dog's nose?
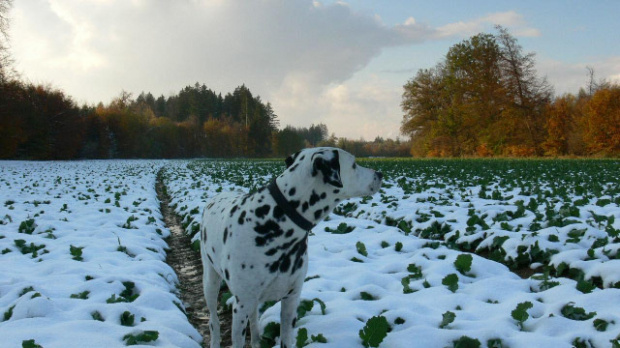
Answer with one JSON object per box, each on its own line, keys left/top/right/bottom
{"left": 376, "top": 172, "right": 383, "bottom": 180}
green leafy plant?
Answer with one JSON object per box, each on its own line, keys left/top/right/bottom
{"left": 14, "top": 239, "right": 46, "bottom": 258}
{"left": 360, "top": 292, "right": 376, "bottom": 301}
{"left": 122, "top": 331, "right": 159, "bottom": 346}
{"left": 120, "top": 311, "right": 135, "bottom": 327}
{"left": 107, "top": 281, "right": 139, "bottom": 303}
{"left": 70, "top": 291, "right": 90, "bottom": 300}
{"left": 406, "top": 263, "right": 423, "bottom": 279}
{"left": 324, "top": 223, "right": 355, "bottom": 234}
{"left": 452, "top": 336, "right": 481, "bottom": 348}
{"left": 454, "top": 254, "right": 473, "bottom": 275}
{"left": 296, "top": 328, "right": 326, "bottom": 347}
{"left": 91, "top": 311, "right": 104, "bottom": 321}
{"left": 593, "top": 318, "right": 611, "bottom": 332}
{"left": 260, "top": 322, "right": 281, "bottom": 348}
{"left": 440, "top": 311, "right": 456, "bottom": 329}
{"left": 18, "top": 218, "right": 36, "bottom": 234}
{"left": 394, "top": 242, "right": 403, "bottom": 252}
{"left": 442, "top": 273, "right": 459, "bottom": 293}
{"left": 22, "top": 339, "right": 43, "bottom": 348}
{"left": 561, "top": 302, "right": 596, "bottom": 321}
{"left": 4, "top": 305, "right": 15, "bottom": 321}
{"left": 297, "top": 298, "right": 326, "bottom": 319}
{"left": 359, "top": 315, "right": 389, "bottom": 348}
{"left": 356, "top": 241, "right": 368, "bottom": 257}
{"left": 70, "top": 245, "right": 84, "bottom": 261}
{"left": 511, "top": 301, "right": 533, "bottom": 330}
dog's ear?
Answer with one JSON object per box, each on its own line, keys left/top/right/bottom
{"left": 285, "top": 151, "right": 301, "bottom": 168}
{"left": 312, "top": 150, "right": 343, "bottom": 187}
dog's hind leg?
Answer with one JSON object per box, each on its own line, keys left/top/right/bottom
{"left": 204, "top": 264, "right": 222, "bottom": 348}
{"left": 249, "top": 305, "right": 260, "bottom": 348}
{"left": 231, "top": 296, "right": 258, "bottom": 348}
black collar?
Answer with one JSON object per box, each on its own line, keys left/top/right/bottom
{"left": 267, "top": 179, "right": 315, "bottom": 231}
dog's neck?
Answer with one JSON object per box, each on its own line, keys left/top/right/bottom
{"left": 274, "top": 175, "right": 341, "bottom": 227}
{"left": 268, "top": 179, "right": 314, "bottom": 231}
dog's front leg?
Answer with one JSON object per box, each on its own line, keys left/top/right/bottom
{"left": 279, "top": 290, "right": 301, "bottom": 348}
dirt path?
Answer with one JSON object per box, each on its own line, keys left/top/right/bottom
{"left": 156, "top": 171, "right": 233, "bottom": 347}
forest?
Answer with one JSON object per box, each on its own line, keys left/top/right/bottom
{"left": 401, "top": 26, "right": 620, "bottom": 157}
{"left": 0, "top": 80, "right": 410, "bottom": 159}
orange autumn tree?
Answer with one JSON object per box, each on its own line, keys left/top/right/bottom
{"left": 582, "top": 86, "right": 620, "bottom": 156}
{"left": 401, "top": 27, "right": 552, "bottom": 157}
{"left": 542, "top": 94, "right": 576, "bottom": 156}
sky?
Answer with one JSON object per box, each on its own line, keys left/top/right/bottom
{"left": 8, "top": 0, "right": 620, "bottom": 140}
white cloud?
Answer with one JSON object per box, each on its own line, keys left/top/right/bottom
{"left": 12, "top": 0, "right": 424, "bottom": 99}
{"left": 537, "top": 56, "right": 620, "bottom": 95}
{"left": 436, "top": 11, "right": 539, "bottom": 38}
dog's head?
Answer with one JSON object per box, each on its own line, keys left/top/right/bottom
{"left": 285, "top": 147, "right": 382, "bottom": 198}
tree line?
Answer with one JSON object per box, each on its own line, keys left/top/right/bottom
{"left": 401, "top": 26, "right": 619, "bottom": 157}
{"left": 1, "top": 81, "right": 317, "bottom": 159}
{"left": 0, "top": 77, "right": 412, "bottom": 160}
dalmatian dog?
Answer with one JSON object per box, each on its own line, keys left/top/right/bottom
{"left": 200, "top": 147, "right": 382, "bottom": 348}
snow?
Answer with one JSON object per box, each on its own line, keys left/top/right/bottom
{"left": 2, "top": 159, "right": 620, "bottom": 347}
{"left": 0, "top": 161, "right": 200, "bottom": 348}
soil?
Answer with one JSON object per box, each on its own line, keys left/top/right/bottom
{"left": 156, "top": 172, "right": 234, "bottom": 348}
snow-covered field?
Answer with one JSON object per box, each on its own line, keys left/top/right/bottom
{"left": 0, "top": 161, "right": 200, "bottom": 348}
{"left": 2, "top": 158, "right": 620, "bottom": 347}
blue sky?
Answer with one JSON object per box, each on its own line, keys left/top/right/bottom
{"left": 9, "top": 0, "right": 620, "bottom": 140}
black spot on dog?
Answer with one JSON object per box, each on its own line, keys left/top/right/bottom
{"left": 224, "top": 269, "right": 230, "bottom": 281}
{"left": 302, "top": 202, "right": 309, "bottom": 212}
{"left": 289, "top": 187, "right": 296, "bottom": 196}
{"left": 238, "top": 210, "right": 246, "bottom": 225}
{"left": 255, "top": 205, "right": 271, "bottom": 219}
{"left": 285, "top": 229, "right": 294, "bottom": 238}
{"left": 229, "top": 205, "right": 238, "bottom": 217}
{"left": 266, "top": 236, "right": 307, "bottom": 274}
{"left": 265, "top": 248, "right": 278, "bottom": 256}
{"left": 292, "top": 317, "right": 297, "bottom": 327}
{"left": 314, "top": 209, "right": 323, "bottom": 219}
{"left": 223, "top": 227, "right": 228, "bottom": 244}
{"left": 254, "top": 219, "right": 285, "bottom": 246}
{"left": 309, "top": 190, "right": 321, "bottom": 206}
{"left": 320, "top": 192, "right": 327, "bottom": 199}
{"left": 207, "top": 254, "right": 214, "bottom": 264}
{"left": 285, "top": 151, "right": 301, "bottom": 168}
{"left": 333, "top": 189, "right": 340, "bottom": 194}
{"left": 312, "top": 150, "right": 343, "bottom": 187}
{"left": 241, "top": 263, "right": 246, "bottom": 269}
